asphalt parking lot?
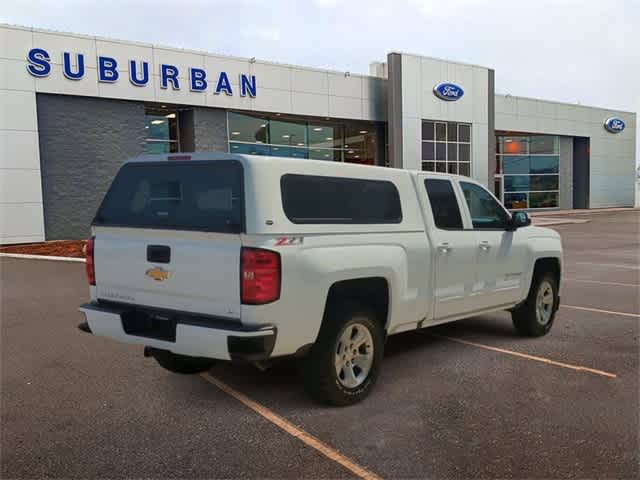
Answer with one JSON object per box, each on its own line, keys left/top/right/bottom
{"left": 2, "top": 210, "right": 638, "bottom": 479}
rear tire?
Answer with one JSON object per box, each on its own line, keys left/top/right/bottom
{"left": 303, "top": 302, "right": 384, "bottom": 406}
{"left": 511, "top": 271, "right": 559, "bottom": 337}
{"left": 150, "top": 348, "right": 215, "bottom": 374}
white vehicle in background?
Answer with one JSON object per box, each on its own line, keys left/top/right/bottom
{"left": 79, "top": 153, "right": 562, "bottom": 405}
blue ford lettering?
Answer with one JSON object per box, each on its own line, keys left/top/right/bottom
{"left": 25, "top": 47, "right": 257, "bottom": 97}
{"left": 604, "top": 117, "right": 625, "bottom": 133}
{"left": 433, "top": 82, "right": 464, "bottom": 101}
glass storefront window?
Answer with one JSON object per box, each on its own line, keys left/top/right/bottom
{"left": 145, "top": 109, "right": 179, "bottom": 153}
{"left": 228, "top": 112, "right": 268, "bottom": 143}
{"left": 447, "top": 143, "right": 457, "bottom": 162}
{"left": 270, "top": 119, "right": 307, "bottom": 146}
{"left": 496, "top": 134, "right": 560, "bottom": 209}
{"left": 529, "top": 192, "right": 559, "bottom": 208}
{"left": 422, "top": 142, "right": 435, "bottom": 161}
{"left": 308, "top": 124, "right": 343, "bottom": 149}
{"left": 309, "top": 148, "right": 341, "bottom": 161}
{"left": 498, "top": 136, "right": 528, "bottom": 155}
{"left": 502, "top": 156, "right": 530, "bottom": 175}
{"left": 229, "top": 142, "right": 270, "bottom": 156}
{"left": 530, "top": 135, "right": 559, "bottom": 154}
{"left": 530, "top": 175, "right": 559, "bottom": 191}
{"left": 504, "top": 175, "right": 529, "bottom": 192}
{"left": 530, "top": 156, "right": 559, "bottom": 174}
{"left": 504, "top": 193, "right": 528, "bottom": 209}
{"left": 227, "top": 112, "right": 380, "bottom": 165}
{"left": 344, "top": 124, "right": 376, "bottom": 165}
{"left": 422, "top": 121, "right": 435, "bottom": 141}
{"left": 458, "top": 143, "right": 470, "bottom": 162}
{"left": 421, "top": 121, "right": 472, "bottom": 176}
{"left": 458, "top": 124, "right": 471, "bottom": 143}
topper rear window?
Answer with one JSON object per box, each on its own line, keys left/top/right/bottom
{"left": 93, "top": 161, "right": 244, "bottom": 233}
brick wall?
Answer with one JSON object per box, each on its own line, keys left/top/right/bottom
{"left": 37, "top": 94, "right": 145, "bottom": 240}
{"left": 193, "top": 107, "right": 228, "bottom": 152}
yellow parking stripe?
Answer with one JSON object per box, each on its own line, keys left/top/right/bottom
{"left": 200, "top": 373, "right": 382, "bottom": 480}
{"left": 432, "top": 334, "right": 617, "bottom": 378}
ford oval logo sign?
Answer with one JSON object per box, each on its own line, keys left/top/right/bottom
{"left": 433, "top": 82, "right": 464, "bottom": 101}
{"left": 604, "top": 117, "right": 625, "bottom": 134}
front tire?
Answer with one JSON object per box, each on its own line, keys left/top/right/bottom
{"left": 303, "top": 302, "right": 384, "bottom": 406}
{"left": 150, "top": 348, "right": 215, "bottom": 374}
{"left": 512, "top": 272, "right": 559, "bottom": 337}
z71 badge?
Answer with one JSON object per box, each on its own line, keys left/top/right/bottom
{"left": 274, "top": 237, "right": 304, "bottom": 246}
{"left": 145, "top": 266, "right": 171, "bottom": 281}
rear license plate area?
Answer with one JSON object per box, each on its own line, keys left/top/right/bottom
{"left": 121, "top": 309, "right": 177, "bottom": 342}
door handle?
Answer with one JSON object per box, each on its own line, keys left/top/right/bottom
{"left": 479, "top": 241, "right": 491, "bottom": 251}
{"left": 437, "top": 242, "right": 451, "bottom": 254}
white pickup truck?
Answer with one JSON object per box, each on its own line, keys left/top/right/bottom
{"left": 79, "top": 153, "right": 562, "bottom": 405}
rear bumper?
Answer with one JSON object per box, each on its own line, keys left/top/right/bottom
{"left": 78, "top": 302, "right": 276, "bottom": 361}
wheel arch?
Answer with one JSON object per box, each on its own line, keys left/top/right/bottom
{"left": 323, "top": 276, "right": 390, "bottom": 333}
{"left": 533, "top": 256, "right": 561, "bottom": 283}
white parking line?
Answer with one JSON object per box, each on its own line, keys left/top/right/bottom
{"left": 565, "top": 277, "right": 640, "bottom": 288}
{"left": 563, "top": 304, "right": 640, "bottom": 318}
{"left": 433, "top": 334, "right": 617, "bottom": 378}
{"left": 574, "top": 261, "right": 640, "bottom": 271}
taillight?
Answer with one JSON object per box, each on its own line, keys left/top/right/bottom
{"left": 241, "top": 247, "right": 281, "bottom": 305}
{"left": 85, "top": 236, "right": 96, "bottom": 286}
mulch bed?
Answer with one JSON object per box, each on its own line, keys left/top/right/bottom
{"left": 0, "top": 240, "right": 87, "bottom": 258}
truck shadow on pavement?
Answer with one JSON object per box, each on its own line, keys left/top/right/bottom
{"left": 203, "top": 315, "right": 520, "bottom": 409}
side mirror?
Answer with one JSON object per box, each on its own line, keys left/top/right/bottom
{"left": 509, "top": 211, "right": 531, "bottom": 230}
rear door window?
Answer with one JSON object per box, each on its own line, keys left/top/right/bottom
{"left": 94, "top": 161, "right": 244, "bottom": 233}
{"left": 424, "top": 178, "right": 464, "bottom": 229}
{"left": 280, "top": 174, "right": 402, "bottom": 224}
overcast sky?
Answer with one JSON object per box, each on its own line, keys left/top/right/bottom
{"left": 3, "top": 0, "right": 638, "bottom": 165}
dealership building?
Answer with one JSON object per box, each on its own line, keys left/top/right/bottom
{"left": 0, "top": 23, "right": 636, "bottom": 243}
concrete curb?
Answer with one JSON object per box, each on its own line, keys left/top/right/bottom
{"left": 533, "top": 219, "right": 591, "bottom": 227}
{"left": 530, "top": 207, "right": 639, "bottom": 217}
{"left": 0, "top": 253, "right": 85, "bottom": 263}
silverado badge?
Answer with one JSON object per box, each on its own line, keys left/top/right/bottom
{"left": 145, "top": 266, "right": 171, "bottom": 282}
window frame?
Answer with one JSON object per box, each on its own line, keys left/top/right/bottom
{"left": 421, "top": 120, "right": 472, "bottom": 177}
{"left": 457, "top": 180, "right": 512, "bottom": 231}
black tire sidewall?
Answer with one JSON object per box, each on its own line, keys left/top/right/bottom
{"left": 305, "top": 303, "right": 384, "bottom": 406}
{"left": 514, "top": 272, "right": 558, "bottom": 337}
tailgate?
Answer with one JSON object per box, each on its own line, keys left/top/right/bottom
{"left": 91, "top": 159, "right": 245, "bottom": 318}
{"left": 94, "top": 228, "right": 241, "bottom": 318}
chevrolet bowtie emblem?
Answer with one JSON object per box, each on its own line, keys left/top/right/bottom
{"left": 145, "top": 266, "right": 171, "bottom": 282}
